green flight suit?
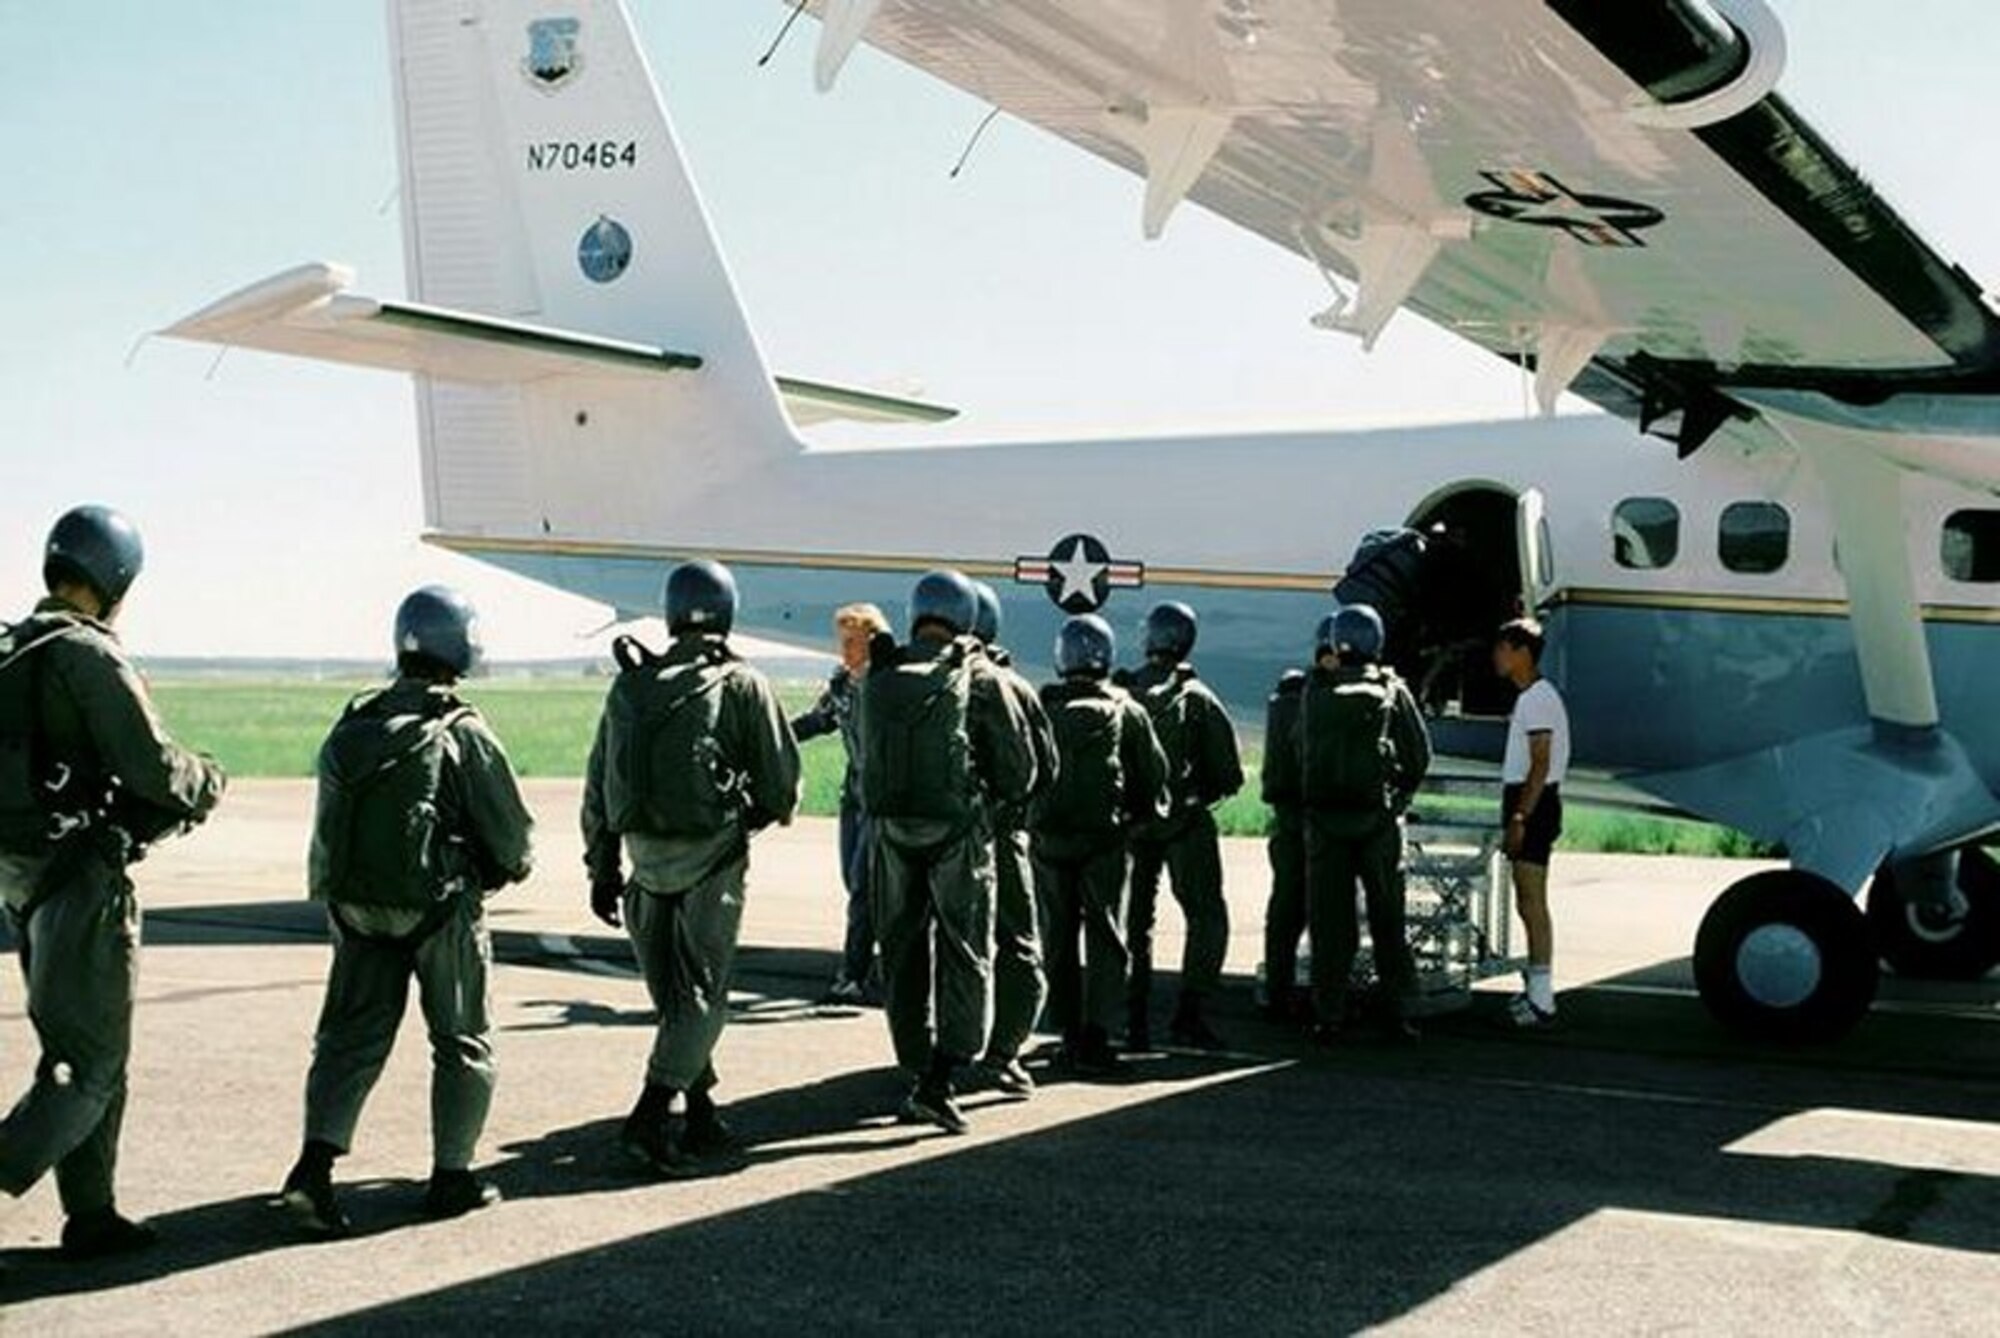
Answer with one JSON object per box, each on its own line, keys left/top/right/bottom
{"left": 1031, "top": 679, "right": 1170, "bottom": 1044}
{"left": 982, "top": 647, "right": 1059, "bottom": 1064}
{"left": 1299, "top": 664, "right": 1432, "bottom": 1023}
{"left": 301, "top": 679, "right": 533, "bottom": 1170}
{"left": 1122, "top": 661, "right": 1245, "bottom": 1017}
{"left": 0, "top": 599, "right": 225, "bottom": 1217}
{"left": 860, "top": 636, "right": 1035, "bottom": 1073}
{"left": 582, "top": 635, "right": 800, "bottom": 1094}
{"left": 1261, "top": 670, "right": 1309, "bottom": 1007}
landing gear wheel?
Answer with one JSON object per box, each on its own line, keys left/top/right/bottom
{"left": 1694, "top": 869, "right": 1877, "bottom": 1043}
{"left": 1868, "top": 849, "right": 2000, "bottom": 981}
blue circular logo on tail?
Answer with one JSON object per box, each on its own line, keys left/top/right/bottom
{"left": 578, "top": 216, "right": 632, "bottom": 284}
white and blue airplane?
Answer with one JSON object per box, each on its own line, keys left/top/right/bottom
{"left": 165, "top": 0, "right": 2000, "bottom": 1041}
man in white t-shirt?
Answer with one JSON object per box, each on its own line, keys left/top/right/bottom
{"left": 1495, "top": 619, "right": 1569, "bottom": 1028}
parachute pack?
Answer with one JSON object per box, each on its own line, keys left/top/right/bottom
{"left": 1033, "top": 680, "right": 1127, "bottom": 839}
{"left": 1297, "top": 666, "right": 1399, "bottom": 812}
{"left": 600, "top": 636, "right": 746, "bottom": 839}
{"left": 858, "top": 639, "right": 977, "bottom": 824}
{"left": 311, "top": 688, "right": 473, "bottom": 910}
{"left": 1130, "top": 666, "right": 1201, "bottom": 804}
{"left": 0, "top": 615, "right": 83, "bottom": 857}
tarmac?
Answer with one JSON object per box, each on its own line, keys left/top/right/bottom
{"left": 2, "top": 780, "right": 1997, "bottom": 1335}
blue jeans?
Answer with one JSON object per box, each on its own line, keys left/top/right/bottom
{"left": 838, "top": 796, "right": 876, "bottom": 985}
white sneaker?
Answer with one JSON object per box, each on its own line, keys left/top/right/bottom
{"left": 1506, "top": 994, "right": 1557, "bottom": 1029}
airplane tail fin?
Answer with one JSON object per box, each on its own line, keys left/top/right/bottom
{"left": 387, "top": 0, "right": 799, "bottom": 541}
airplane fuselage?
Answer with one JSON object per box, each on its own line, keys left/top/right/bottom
{"left": 436, "top": 410, "right": 2000, "bottom": 801}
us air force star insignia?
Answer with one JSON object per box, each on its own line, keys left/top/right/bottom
{"left": 523, "top": 17, "right": 583, "bottom": 93}
{"left": 1050, "top": 538, "right": 1105, "bottom": 606}
{"left": 1464, "top": 169, "right": 1664, "bottom": 248}
{"left": 1013, "top": 533, "right": 1145, "bottom": 614}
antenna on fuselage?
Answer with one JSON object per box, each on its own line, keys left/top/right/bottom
{"left": 757, "top": 0, "right": 810, "bottom": 68}
{"left": 949, "top": 107, "right": 1004, "bottom": 180}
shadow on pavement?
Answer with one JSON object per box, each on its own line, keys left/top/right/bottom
{"left": 280, "top": 1017, "right": 2000, "bottom": 1335}
{"left": 0, "top": 1179, "right": 450, "bottom": 1301}
{"left": 7, "top": 912, "right": 1998, "bottom": 1328}
{"left": 68, "top": 901, "right": 851, "bottom": 998}
{"left": 490, "top": 1066, "right": 936, "bottom": 1194}
{"left": 6, "top": 992, "right": 1997, "bottom": 1328}
{"left": 1542, "top": 961, "right": 2000, "bottom": 1080}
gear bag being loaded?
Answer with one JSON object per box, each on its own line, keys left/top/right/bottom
{"left": 600, "top": 637, "right": 745, "bottom": 839}
{"left": 1297, "top": 668, "right": 1398, "bottom": 812}
{"left": 1033, "top": 682, "right": 1126, "bottom": 839}
{"left": 858, "top": 639, "right": 978, "bottom": 825}
{"left": 311, "top": 689, "right": 475, "bottom": 910}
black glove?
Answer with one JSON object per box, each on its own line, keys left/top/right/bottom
{"left": 591, "top": 877, "right": 625, "bottom": 929}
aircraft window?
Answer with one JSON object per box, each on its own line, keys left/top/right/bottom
{"left": 1941, "top": 510, "right": 2000, "bottom": 582}
{"left": 1611, "top": 497, "right": 1680, "bottom": 570}
{"left": 1719, "top": 502, "right": 1790, "bottom": 574}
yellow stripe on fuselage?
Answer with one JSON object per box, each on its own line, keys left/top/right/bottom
{"left": 424, "top": 533, "right": 1333, "bottom": 592}
{"left": 1554, "top": 587, "right": 2000, "bottom": 627}
{"left": 427, "top": 534, "right": 2000, "bottom": 624}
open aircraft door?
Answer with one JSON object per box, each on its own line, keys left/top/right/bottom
{"left": 1516, "top": 487, "right": 1558, "bottom": 614}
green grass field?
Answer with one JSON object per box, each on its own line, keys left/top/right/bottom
{"left": 149, "top": 679, "right": 1766, "bottom": 858}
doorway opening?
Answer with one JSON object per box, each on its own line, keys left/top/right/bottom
{"left": 1407, "top": 485, "right": 1525, "bottom": 718}
{"left": 1334, "top": 483, "right": 1527, "bottom": 720}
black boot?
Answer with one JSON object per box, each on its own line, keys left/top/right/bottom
{"left": 622, "top": 1084, "right": 699, "bottom": 1178}
{"left": 60, "top": 1208, "right": 158, "bottom": 1261}
{"left": 901, "top": 1053, "right": 969, "bottom": 1134}
{"left": 1075, "top": 1025, "right": 1122, "bottom": 1079}
{"left": 424, "top": 1168, "right": 501, "bottom": 1219}
{"left": 279, "top": 1139, "right": 350, "bottom": 1237}
{"left": 1126, "top": 951, "right": 1153, "bottom": 1052}
{"left": 1169, "top": 993, "right": 1225, "bottom": 1049}
{"left": 979, "top": 1052, "right": 1035, "bottom": 1097}
{"left": 683, "top": 1090, "right": 742, "bottom": 1161}
{"left": 1125, "top": 1004, "right": 1152, "bottom": 1055}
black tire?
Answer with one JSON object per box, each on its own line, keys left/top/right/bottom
{"left": 1694, "top": 869, "right": 1877, "bottom": 1044}
{"left": 1868, "top": 848, "right": 2000, "bottom": 981}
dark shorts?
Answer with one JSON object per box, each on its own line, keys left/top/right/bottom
{"left": 1502, "top": 784, "right": 1563, "bottom": 866}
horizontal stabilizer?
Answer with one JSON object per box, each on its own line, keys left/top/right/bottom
{"left": 775, "top": 376, "right": 958, "bottom": 426}
{"left": 164, "top": 263, "right": 956, "bottom": 425}
{"left": 162, "top": 263, "right": 702, "bottom": 383}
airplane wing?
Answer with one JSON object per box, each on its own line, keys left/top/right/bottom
{"left": 162, "top": 262, "right": 958, "bottom": 426}
{"left": 815, "top": 0, "right": 2000, "bottom": 868}
{"left": 814, "top": 0, "right": 2000, "bottom": 444}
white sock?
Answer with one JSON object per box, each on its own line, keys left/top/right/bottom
{"left": 1526, "top": 966, "right": 1556, "bottom": 1013}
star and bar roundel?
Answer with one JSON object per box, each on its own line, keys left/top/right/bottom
{"left": 1014, "top": 533, "right": 1145, "bottom": 614}
{"left": 1464, "top": 169, "right": 1665, "bottom": 248}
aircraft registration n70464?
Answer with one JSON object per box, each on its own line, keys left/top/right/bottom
{"left": 526, "top": 139, "right": 639, "bottom": 172}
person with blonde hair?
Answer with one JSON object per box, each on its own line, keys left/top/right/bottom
{"left": 793, "top": 601, "right": 891, "bottom": 1004}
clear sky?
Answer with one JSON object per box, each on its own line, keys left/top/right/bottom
{"left": 3, "top": 1, "right": 1995, "bottom": 659}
